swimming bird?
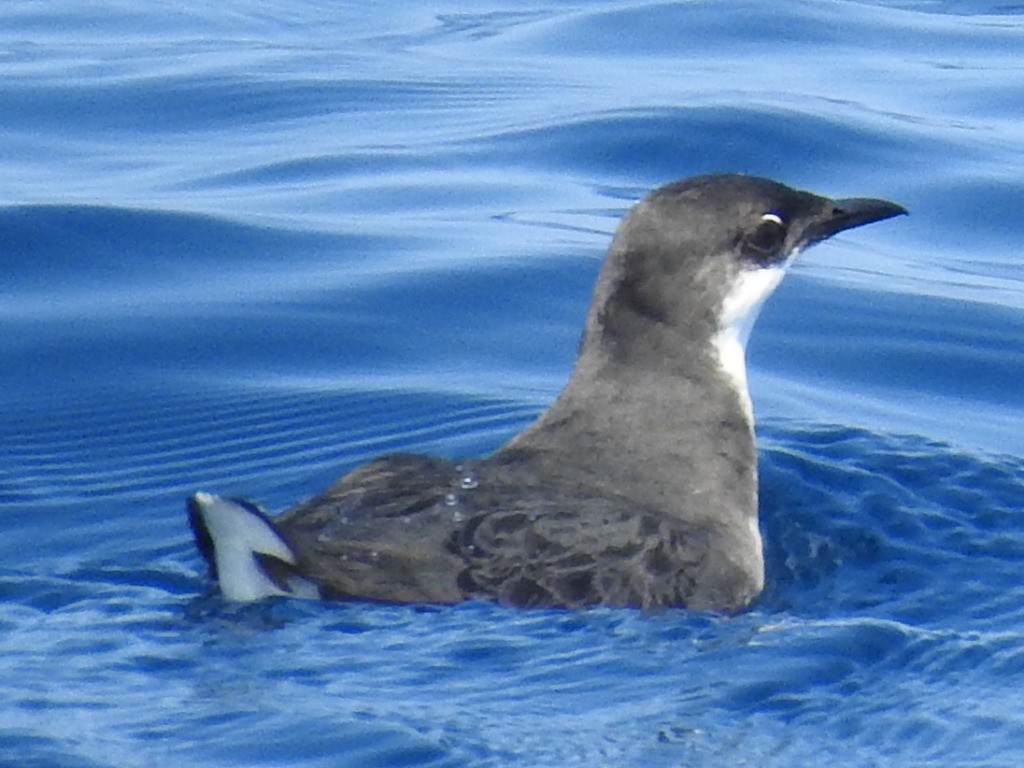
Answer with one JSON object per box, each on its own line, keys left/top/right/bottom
{"left": 188, "top": 173, "right": 905, "bottom": 611}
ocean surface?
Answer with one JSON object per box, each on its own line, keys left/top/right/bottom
{"left": 2, "top": 1, "right": 1023, "bottom": 766}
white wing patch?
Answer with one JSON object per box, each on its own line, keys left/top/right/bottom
{"left": 191, "top": 492, "right": 319, "bottom": 602}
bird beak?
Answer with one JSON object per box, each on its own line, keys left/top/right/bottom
{"left": 804, "top": 196, "right": 908, "bottom": 245}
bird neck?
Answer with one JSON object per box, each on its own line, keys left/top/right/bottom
{"left": 501, "top": 350, "right": 759, "bottom": 529}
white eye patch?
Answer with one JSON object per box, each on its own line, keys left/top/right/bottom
{"left": 760, "top": 212, "right": 785, "bottom": 226}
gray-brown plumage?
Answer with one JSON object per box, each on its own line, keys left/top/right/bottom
{"left": 188, "top": 173, "right": 906, "bottom": 611}
{"left": 275, "top": 450, "right": 755, "bottom": 610}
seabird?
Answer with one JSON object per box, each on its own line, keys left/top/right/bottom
{"left": 187, "top": 173, "right": 905, "bottom": 611}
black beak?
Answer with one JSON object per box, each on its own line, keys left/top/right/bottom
{"left": 804, "top": 196, "right": 907, "bottom": 246}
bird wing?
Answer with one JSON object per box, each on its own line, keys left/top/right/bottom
{"left": 446, "top": 487, "right": 716, "bottom": 608}
{"left": 275, "top": 453, "right": 467, "bottom": 604}
{"left": 274, "top": 452, "right": 727, "bottom": 609}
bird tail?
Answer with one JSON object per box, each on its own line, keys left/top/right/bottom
{"left": 186, "top": 492, "right": 319, "bottom": 601}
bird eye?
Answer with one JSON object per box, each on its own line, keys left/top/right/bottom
{"left": 742, "top": 212, "right": 788, "bottom": 262}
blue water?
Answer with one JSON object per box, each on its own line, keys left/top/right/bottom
{"left": 2, "top": 1, "right": 1024, "bottom": 765}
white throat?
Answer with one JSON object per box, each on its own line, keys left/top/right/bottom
{"left": 711, "top": 263, "right": 790, "bottom": 424}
